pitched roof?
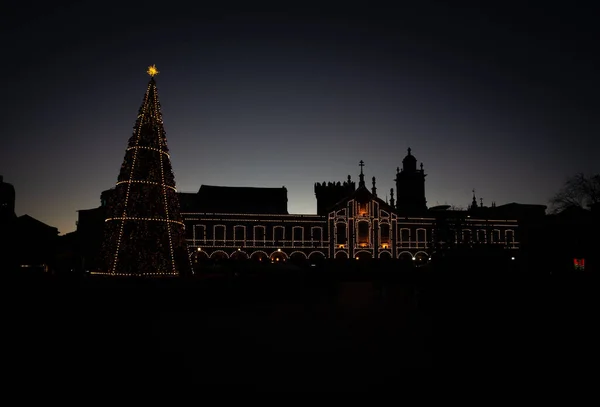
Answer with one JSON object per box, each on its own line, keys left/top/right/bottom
{"left": 17, "top": 214, "right": 59, "bottom": 234}
{"left": 329, "top": 185, "right": 395, "bottom": 214}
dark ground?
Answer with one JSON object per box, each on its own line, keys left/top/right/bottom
{"left": 4, "top": 262, "right": 597, "bottom": 392}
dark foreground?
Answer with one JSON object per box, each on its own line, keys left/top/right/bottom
{"left": 4, "top": 262, "right": 596, "bottom": 391}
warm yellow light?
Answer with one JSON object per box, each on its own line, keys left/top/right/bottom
{"left": 147, "top": 64, "right": 159, "bottom": 77}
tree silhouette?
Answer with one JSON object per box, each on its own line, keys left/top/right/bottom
{"left": 549, "top": 172, "right": 600, "bottom": 213}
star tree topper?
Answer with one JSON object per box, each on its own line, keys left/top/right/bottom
{"left": 147, "top": 64, "right": 159, "bottom": 77}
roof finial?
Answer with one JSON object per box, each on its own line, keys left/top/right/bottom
{"left": 147, "top": 64, "right": 159, "bottom": 77}
{"left": 371, "top": 176, "right": 377, "bottom": 197}
{"left": 371, "top": 177, "right": 377, "bottom": 196}
{"left": 358, "top": 160, "right": 365, "bottom": 188}
{"left": 407, "top": 147, "right": 412, "bottom": 155}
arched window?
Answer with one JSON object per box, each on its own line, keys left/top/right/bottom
{"left": 359, "top": 202, "right": 369, "bottom": 216}
{"left": 254, "top": 225, "right": 265, "bottom": 245}
{"left": 448, "top": 230, "right": 456, "bottom": 245}
{"left": 311, "top": 227, "right": 323, "bottom": 243}
{"left": 400, "top": 228, "right": 410, "bottom": 248}
{"left": 506, "top": 229, "right": 515, "bottom": 247}
{"left": 357, "top": 221, "right": 369, "bottom": 246}
{"left": 214, "top": 225, "right": 226, "bottom": 246}
{"left": 234, "top": 225, "right": 245, "bottom": 245}
{"left": 463, "top": 229, "right": 472, "bottom": 243}
{"left": 417, "top": 228, "right": 426, "bottom": 248}
{"left": 492, "top": 229, "right": 501, "bottom": 244}
{"left": 194, "top": 225, "right": 206, "bottom": 245}
{"left": 380, "top": 223, "right": 390, "bottom": 247}
{"left": 293, "top": 226, "right": 304, "bottom": 245}
{"left": 273, "top": 225, "right": 284, "bottom": 243}
{"left": 336, "top": 223, "right": 347, "bottom": 246}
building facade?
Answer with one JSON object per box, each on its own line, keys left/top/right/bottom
{"left": 176, "top": 149, "right": 531, "bottom": 270}
{"left": 77, "top": 148, "right": 544, "bottom": 272}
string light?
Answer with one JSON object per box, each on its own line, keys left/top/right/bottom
{"left": 106, "top": 217, "right": 185, "bottom": 226}
{"left": 116, "top": 180, "right": 177, "bottom": 192}
{"left": 126, "top": 146, "right": 171, "bottom": 159}
{"left": 100, "top": 70, "right": 521, "bottom": 270}
{"left": 182, "top": 195, "right": 519, "bottom": 261}
{"left": 101, "top": 69, "right": 190, "bottom": 276}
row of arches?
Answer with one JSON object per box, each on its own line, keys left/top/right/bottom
{"left": 333, "top": 250, "right": 430, "bottom": 262}
{"left": 190, "top": 249, "right": 328, "bottom": 263}
{"left": 191, "top": 249, "right": 430, "bottom": 263}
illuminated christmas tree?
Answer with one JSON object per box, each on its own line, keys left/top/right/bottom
{"left": 100, "top": 65, "right": 191, "bottom": 276}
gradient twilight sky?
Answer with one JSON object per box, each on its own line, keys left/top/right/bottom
{"left": 1, "top": 2, "right": 598, "bottom": 235}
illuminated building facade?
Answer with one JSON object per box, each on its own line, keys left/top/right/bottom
{"left": 74, "top": 69, "right": 548, "bottom": 273}
{"left": 178, "top": 149, "right": 526, "bottom": 270}
{"left": 78, "top": 148, "right": 536, "bottom": 272}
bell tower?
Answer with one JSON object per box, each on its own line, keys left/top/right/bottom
{"left": 394, "top": 148, "right": 427, "bottom": 214}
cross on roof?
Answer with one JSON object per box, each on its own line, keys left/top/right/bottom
{"left": 359, "top": 160, "right": 364, "bottom": 174}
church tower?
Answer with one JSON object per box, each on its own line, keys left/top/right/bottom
{"left": 395, "top": 148, "right": 427, "bottom": 214}
{"left": 314, "top": 174, "right": 356, "bottom": 216}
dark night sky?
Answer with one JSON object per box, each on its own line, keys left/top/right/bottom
{"left": 1, "top": 1, "right": 598, "bottom": 235}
